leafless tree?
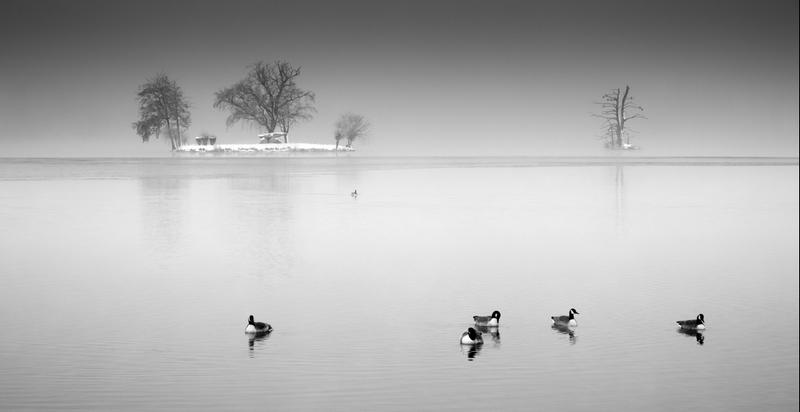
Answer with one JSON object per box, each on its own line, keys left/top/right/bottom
{"left": 214, "top": 60, "right": 315, "bottom": 142}
{"left": 277, "top": 94, "right": 316, "bottom": 142}
{"left": 133, "top": 73, "right": 191, "bottom": 150}
{"left": 594, "top": 85, "right": 645, "bottom": 149}
{"left": 334, "top": 113, "right": 369, "bottom": 149}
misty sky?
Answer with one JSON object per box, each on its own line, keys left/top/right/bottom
{"left": 0, "top": 0, "right": 797, "bottom": 157}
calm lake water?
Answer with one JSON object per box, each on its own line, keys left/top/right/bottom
{"left": 0, "top": 156, "right": 797, "bottom": 411}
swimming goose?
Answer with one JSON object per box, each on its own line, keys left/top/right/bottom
{"left": 245, "top": 315, "right": 273, "bottom": 334}
{"left": 677, "top": 314, "right": 705, "bottom": 330}
{"left": 460, "top": 327, "right": 483, "bottom": 345}
{"left": 551, "top": 308, "right": 579, "bottom": 327}
{"left": 473, "top": 310, "right": 501, "bottom": 326}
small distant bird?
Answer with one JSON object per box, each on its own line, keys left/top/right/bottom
{"left": 351, "top": 189, "right": 358, "bottom": 198}
{"left": 551, "top": 308, "right": 579, "bottom": 327}
{"left": 245, "top": 315, "right": 272, "bottom": 334}
{"left": 473, "top": 310, "right": 501, "bottom": 326}
{"left": 677, "top": 314, "right": 705, "bottom": 330}
{"left": 460, "top": 327, "right": 483, "bottom": 345}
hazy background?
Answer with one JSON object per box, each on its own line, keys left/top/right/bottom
{"left": 0, "top": 0, "right": 797, "bottom": 157}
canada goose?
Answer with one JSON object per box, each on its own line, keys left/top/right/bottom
{"left": 351, "top": 189, "right": 358, "bottom": 198}
{"left": 460, "top": 327, "right": 483, "bottom": 345}
{"left": 551, "top": 308, "right": 579, "bottom": 327}
{"left": 473, "top": 310, "right": 501, "bottom": 326}
{"left": 245, "top": 315, "right": 273, "bottom": 334}
{"left": 677, "top": 314, "right": 705, "bottom": 330}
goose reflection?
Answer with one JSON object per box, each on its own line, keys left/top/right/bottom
{"left": 247, "top": 331, "right": 272, "bottom": 352}
{"left": 475, "top": 325, "right": 500, "bottom": 344}
{"left": 677, "top": 328, "right": 705, "bottom": 345}
{"left": 461, "top": 342, "right": 484, "bottom": 361}
{"left": 551, "top": 324, "right": 577, "bottom": 345}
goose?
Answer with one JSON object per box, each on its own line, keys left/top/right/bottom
{"left": 551, "top": 308, "right": 579, "bottom": 327}
{"left": 677, "top": 314, "right": 705, "bottom": 330}
{"left": 351, "top": 189, "right": 358, "bottom": 198}
{"left": 473, "top": 310, "right": 501, "bottom": 326}
{"left": 460, "top": 327, "right": 483, "bottom": 345}
{"left": 245, "top": 315, "right": 273, "bottom": 334}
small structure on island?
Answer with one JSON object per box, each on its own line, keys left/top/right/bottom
{"left": 258, "top": 132, "right": 287, "bottom": 144}
{"left": 195, "top": 133, "right": 217, "bottom": 146}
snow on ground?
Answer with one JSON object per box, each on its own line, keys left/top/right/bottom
{"left": 176, "top": 143, "right": 354, "bottom": 153}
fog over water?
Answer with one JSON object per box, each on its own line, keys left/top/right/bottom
{"left": 0, "top": 0, "right": 797, "bottom": 156}
{"left": 0, "top": 157, "right": 797, "bottom": 410}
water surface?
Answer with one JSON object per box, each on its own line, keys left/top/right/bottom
{"left": 0, "top": 157, "right": 797, "bottom": 411}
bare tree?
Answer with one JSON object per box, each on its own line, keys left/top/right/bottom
{"left": 334, "top": 130, "right": 345, "bottom": 149}
{"left": 132, "top": 73, "right": 191, "bottom": 150}
{"left": 277, "top": 93, "right": 316, "bottom": 143}
{"left": 214, "top": 60, "right": 315, "bottom": 142}
{"left": 594, "top": 85, "right": 645, "bottom": 149}
{"left": 334, "top": 113, "right": 369, "bottom": 149}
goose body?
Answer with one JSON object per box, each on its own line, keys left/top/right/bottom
{"left": 551, "top": 308, "right": 579, "bottom": 327}
{"left": 677, "top": 314, "right": 705, "bottom": 330}
{"left": 460, "top": 327, "right": 483, "bottom": 345}
{"left": 245, "top": 315, "right": 272, "bottom": 334}
{"left": 473, "top": 310, "right": 501, "bottom": 326}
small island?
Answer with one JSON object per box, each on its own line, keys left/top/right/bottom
{"left": 134, "top": 61, "right": 368, "bottom": 153}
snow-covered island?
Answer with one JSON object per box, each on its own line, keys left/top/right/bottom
{"left": 176, "top": 132, "right": 355, "bottom": 153}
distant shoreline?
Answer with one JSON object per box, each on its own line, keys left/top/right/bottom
{"left": 0, "top": 155, "right": 797, "bottom": 167}
{"left": 175, "top": 143, "right": 354, "bottom": 153}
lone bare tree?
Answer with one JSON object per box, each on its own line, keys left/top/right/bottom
{"left": 214, "top": 60, "right": 315, "bottom": 143}
{"left": 133, "top": 73, "right": 191, "bottom": 150}
{"left": 334, "top": 113, "right": 369, "bottom": 149}
{"left": 594, "top": 85, "right": 645, "bottom": 149}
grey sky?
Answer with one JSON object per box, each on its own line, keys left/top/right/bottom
{"left": 0, "top": 0, "right": 797, "bottom": 156}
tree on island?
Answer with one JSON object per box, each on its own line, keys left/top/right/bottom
{"left": 594, "top": 85, "right": 645, "bottom": 149}
{"left": 334, "top": 113, "right": 369, "bottom": 149}
{"left": 277, "top": 90, "right": 316, "bottom": 139}
{"left": 213, "top": 60, "right": 315, "bottom": 143}
{"left": 132, "top": 73, "right": 191, "bottom": 150}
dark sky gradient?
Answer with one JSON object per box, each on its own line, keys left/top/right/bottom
{"left": 1, "top": 0, "right": 797, "bottom": 156}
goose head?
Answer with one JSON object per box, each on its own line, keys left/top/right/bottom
{"left": 467, "top": 327, "right": 480, "bottom": 341}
